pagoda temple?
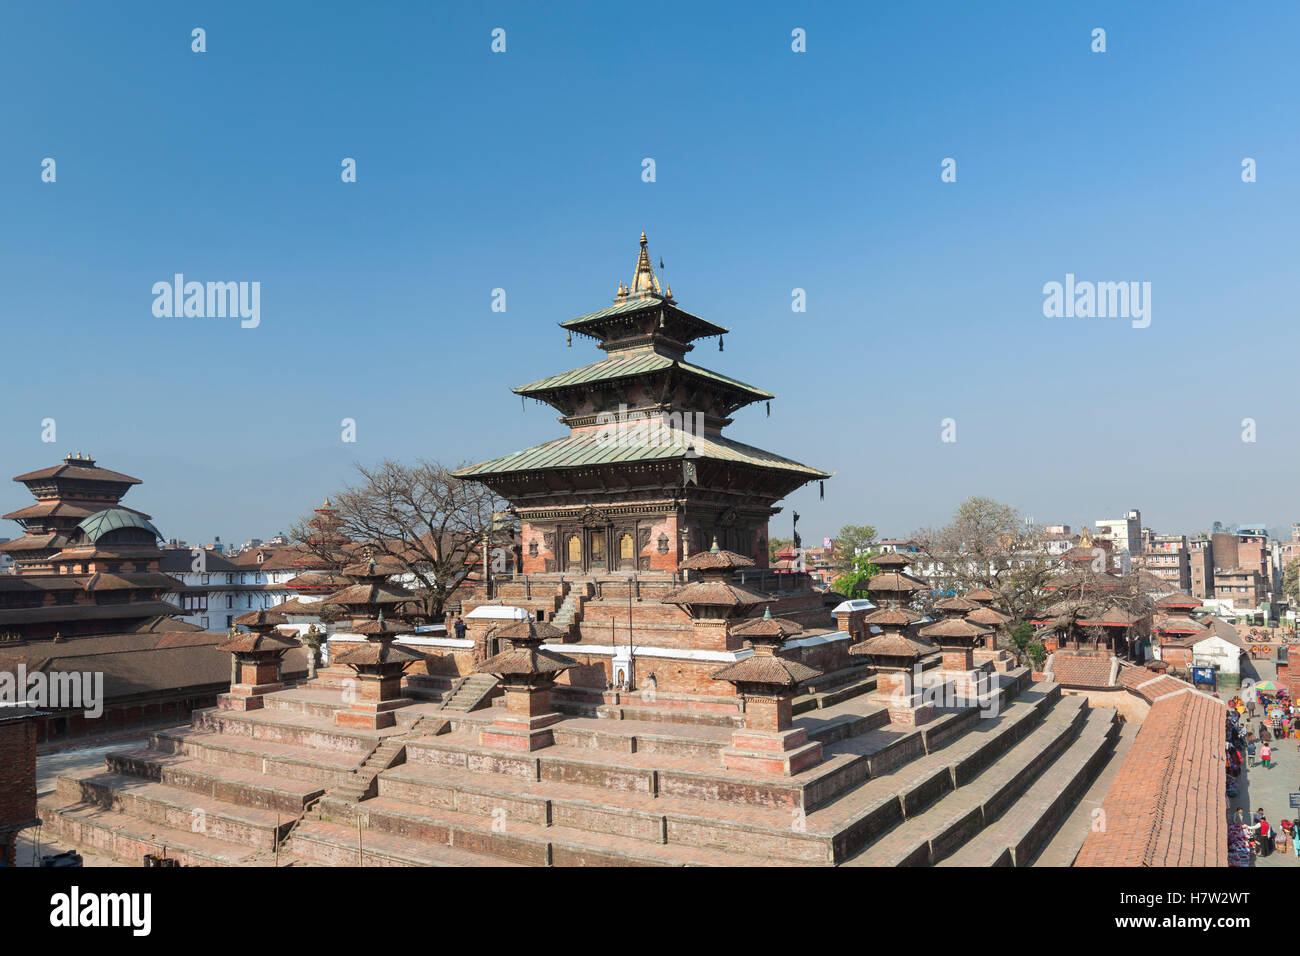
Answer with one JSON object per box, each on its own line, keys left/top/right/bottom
{"left": 0, "top": 454, "right": 186, "bottom": 639}
{"left": 456, "top": 233, "right": 829, "bottom": 574}
{"left": 2, "top": 453, "right": 147, "bottom": 572}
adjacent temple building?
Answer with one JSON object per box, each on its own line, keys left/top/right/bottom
{"left": 0, "top": 455, "right": 306, "bottom": 749}
{"left": 457, "top": 232, "right": 829, "bottom": 575}
{"left": 0, "top": 454, "right": 184, "bottom": 638}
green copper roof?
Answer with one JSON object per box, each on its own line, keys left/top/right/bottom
{"left": 560, "top": 298, "right": 728, "bottom": 337}
{"left": 454, "top": 429, "right": 829, "bottom": 479}
{"left": 76, "top": 508, "right": 163, "bottom": 543}
{"left": 514, "top": 351, "right": 774, "bottom": 401}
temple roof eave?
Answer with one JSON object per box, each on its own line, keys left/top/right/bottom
{"left": 453, "top": 430, "right": 829, "bottom": 482}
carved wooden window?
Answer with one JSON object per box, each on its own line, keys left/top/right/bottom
{"left": 528, "top": 541, "right": 538, "bottom": 558}
{"left": 567, "top": 535, "right": 581, "bottom": 563}
{"left": 620, "top": 534, "right": 634, "bottom": 560}
{"left": 657, "top": 533, "right": 669, "bottom": 554}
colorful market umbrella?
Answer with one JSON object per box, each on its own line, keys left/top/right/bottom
{"left": 1255, "top": 681, "right": 1280, "bottom": 691}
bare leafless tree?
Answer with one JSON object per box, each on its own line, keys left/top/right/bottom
{"left": 288, "top": 459, "right": 510, "bottom": 621}
{"left": 910, "top": 496, "right": 1060, "bottom": 626}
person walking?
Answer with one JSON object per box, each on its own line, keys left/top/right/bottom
{"left": 1261, "top": 742, "right": 1273, "bottom": 769}
{"left": 454, "top": 616, "right": 467, "bottom": 640}
{"left": 1261, "top": 722, "right": 1272, "bottom": 744}
{"left": 1247, "top": 740, "right": 1257, "bottom": 766}
{"left": 1248, "top": 698, "right": 1257, "bottom": 718}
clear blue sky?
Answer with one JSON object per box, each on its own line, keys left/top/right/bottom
{"left": 2, "top": 1, "right": 1297, "bottom": 547}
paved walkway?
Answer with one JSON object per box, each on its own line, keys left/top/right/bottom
{"left": 1228, "top": 658, "right": 1300, "bottom": 866}
{"left": 18, "top": 736, "right": 147, "bottom": 867}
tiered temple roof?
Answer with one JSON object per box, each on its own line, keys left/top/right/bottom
{"left": 455, "top": 234, "right": 828, "bottom": 573}
{"left": 0, "top": 456, "right": 186, "bottom": 639}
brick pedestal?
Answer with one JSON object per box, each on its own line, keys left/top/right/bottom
{"left": 722, "top": 726, "right": 823, "bottom": 775}
{"left": 219, "top": 657, "right": 285, "bottom": 711}
{"left": 335, "top": 670, "right": 412, "bottom": 730}
{"left": 872, "top": 667, "right": 936, "bottom": 726}
{"left": 933, "top": 660, "right": 996, "bottom": 699}
{"left": 480, "top": 683, "right": 563, "bottom": 752}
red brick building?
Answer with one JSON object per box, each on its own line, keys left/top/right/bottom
{"left": 0, "top": 707, "right": 41, "bottom": 866}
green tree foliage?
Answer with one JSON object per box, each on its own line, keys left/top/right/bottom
{"left": 834, "top": 552, "right": 881, "bottom": 597}
{"left": 832, "top": 524, "right": 878, "bottom": 577}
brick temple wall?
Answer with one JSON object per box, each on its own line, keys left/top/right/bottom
{"left": 0, "top": 716, "right": 38, "bottom": 866}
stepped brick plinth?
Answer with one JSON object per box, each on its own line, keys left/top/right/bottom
{"left": 476, "top": 619, "right": 578, "bottom": 751}
{"left": 712, "top": 609, "right": 823, "bottom": 774}
{"left": 921, "top": 615, "right": 994, "bottom": 698}
{"left": 664, "top": 539, "right": 770, "bottom": 652}
{"left": 964, "top": 599, "right": 1009, "bottom": 650}
{"left": 332, "top": 614, "right": 423, "bottom": 729}
{"left": 216, "top": 611, "right": 299, "bottom": 711}
{"left": 850, "top": 603, "right": 936, "bottom": 726}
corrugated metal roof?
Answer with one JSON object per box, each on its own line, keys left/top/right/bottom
{"left": 514, "top": 350, "right": 774, "bottom": 400}
{"left": 560, "top": 298, "right": 728, "bottom": 337}
{"left": 454, "top": 428, "right": 829, "bottom": 479}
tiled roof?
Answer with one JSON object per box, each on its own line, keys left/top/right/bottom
{"left": 1048, "top": 653, "right": 1115, "bottom": 689}
{"left": 13, "top": 462, "right": 141, "bottom": 484}
{"left": 712, "top": 652, "right": 820, "bottom": 688}
{"left": 662, "top": 581, "right": 771, "bottom": 608}
{"left": 1075, "top": 689, "right": 1227, "bottom": 867}
{"left": 0, "top": 630, "right": 307, "bottom": 698}
{"left": 453, "top": 427, "right": 829, "bottom": 479}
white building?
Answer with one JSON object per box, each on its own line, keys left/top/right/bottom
{"left": 1095, "top": 509, "right": 1141, "bottom": 569}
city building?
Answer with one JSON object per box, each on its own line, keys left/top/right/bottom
{"left": 1095, "top": 509, "right": 1141, "bottom": 566}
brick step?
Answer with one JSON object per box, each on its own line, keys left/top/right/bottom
{"left": 192, "top": 707, "right": 386, "bottom": 754}
{"left": 151, "top": 729, "right": 363, "bottom": 786}
{"left": 810, "top": 685, "right": 1063, "bottom": 861}
{"left": 288, "top": 819, "right": 524, "bottom": 866}
{"left": 550, "top": 720, "right": 732, "bottom": 759}
{"left": 946, "top": 708, "right": 1123, "bottom": 867}
{"left": 798, "top": 707, "right": 893, "bottom": 747}
{"left": 321, "top": 795, "right": 788, "bottom": 867}
{"left": 793, "top": 667, "right": 877, "bottom": 715}
{"left": 595, "top": 705, "right": 745, "bottom": 728}
{"left": 841, "top": 695, "right": 1090, "bottom": 866}
{"left": 262, "top": 693, "right": 346, "bottom": 719}
{"left": 38, "top": 795, "right": 264, "bottom": 867}
{"left": 1030, "top": 718, "right": 1138, "bottom": 867}
{"left": 106, "top": 747, "right": 327, "bottom": 815}
{"left": 55, "top": 770, "right": 293, "bottom": 850}
{"left": 403, "top": 733, "right": 866, "bottom": 813}
{"left": 375, "top": 760, "right": 829, "bottom": 862}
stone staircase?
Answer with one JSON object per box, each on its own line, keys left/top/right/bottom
{"left": 38, "top": 727, "right": 352, "bottom": 866}
{"left": 550, "top": 582, "right": 591, "bottom": 635}
{"left": 436, "top": 673, "right": 500, "bottom": 713}
{"left": 328, "top": 737, "right": 409, "bottom": 803}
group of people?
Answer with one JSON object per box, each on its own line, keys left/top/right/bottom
{"left": 1226, "top": 685, "right": 1300, "bottom": 865}
{"left": 1242, "top": 808, "right": 1300, "bottom": 859}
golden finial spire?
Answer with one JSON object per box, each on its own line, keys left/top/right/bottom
{"left": 629, "top": 231, "right": 662, "bottom": 298}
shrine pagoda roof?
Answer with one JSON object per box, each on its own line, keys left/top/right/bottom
{"left": 13, "top": 456, "right": 141, "bottom": 485}
{"left": 712, "top": 653, "right": 819, "bottom": 688}
{"left": 3, "top": 501, "right": 151, "bottom": 522}
{"left": 560, "top": 297, "right": 728, "bottom": 340}
{"left": 455, "top": 427, "right": 829, "bottom": 479}
{"left": 513, "top": 349, "right": 773, "bottom": 402}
